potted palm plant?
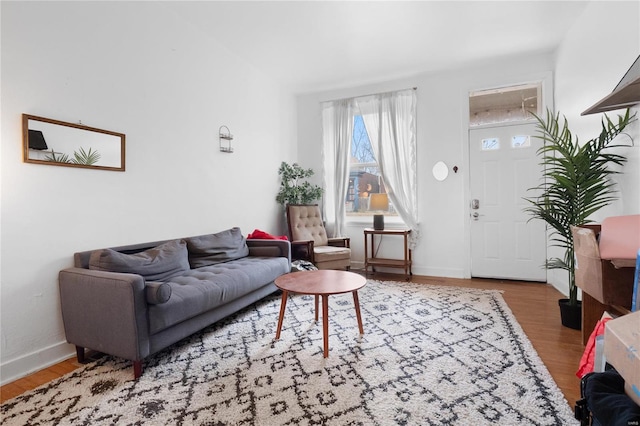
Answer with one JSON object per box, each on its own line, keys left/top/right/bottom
{"left": 524, "top": 108, "right": 635, "bottom": 329}
{"left": 275, "top": 162, "right": 323, "bottom": 206}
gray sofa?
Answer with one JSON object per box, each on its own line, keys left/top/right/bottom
{"left": 58, "top": 227, "right": 290, "bottom": 379}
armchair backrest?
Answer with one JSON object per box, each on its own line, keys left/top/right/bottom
{"left": 286, "top": 204, "right": 329, "bottom": 246}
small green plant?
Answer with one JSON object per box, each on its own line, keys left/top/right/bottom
{"left": 524, "top": 108, "right": 635, "bottom": 306}
{"left": 45, "top": 151, "right": 72, "bottom": 163}
{"left": 73, "top": 147, "right": 101, "bottom": 165}
{"left": 46, "top": 147, "right": 101, "bottom": 166}
{"left": 276, "top": 162, "right": 323, "bottom": 206}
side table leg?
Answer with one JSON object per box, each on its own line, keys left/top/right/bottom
{"left": 352, "top": 290, "right": 364, "bottom": 335}
{"left": 364, "top": 232, "right": 368, "bottom": 276}
{"left": 322, "top": 294, "right": 329, "bottom": 358}
{"left": 275, "top": 290, "right": 288, "bottom": 340}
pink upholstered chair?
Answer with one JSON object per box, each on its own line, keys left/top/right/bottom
{"left": 286, "top": 204, "right": 351, "bottom": 270}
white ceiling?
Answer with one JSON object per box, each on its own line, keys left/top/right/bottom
{"left": 163, "top": 1, "right": 590, "bottom": 94}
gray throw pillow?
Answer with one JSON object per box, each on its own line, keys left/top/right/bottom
{"left": 145, "top": 281, "right": 172, "bottom": 305}
{"left": 185, "top": 227, "right": 249, "bottom": 268}
{"left": 89, "top": 239, "right": 190, "bottom": 281}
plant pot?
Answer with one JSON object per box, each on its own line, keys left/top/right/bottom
{"left": 558, "top": 298, "right": 582, "bottom": 330}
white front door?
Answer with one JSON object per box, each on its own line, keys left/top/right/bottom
{"left": 469, "top": 123, "right": 546, "bottom": 281}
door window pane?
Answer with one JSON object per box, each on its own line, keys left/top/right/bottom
{"left": 511, "top": 135, "right": 531, "bottom": 148}
{"left": 481, "top": 138, "right": 500, "bottom": 151}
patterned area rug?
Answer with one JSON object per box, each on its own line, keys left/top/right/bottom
{"left": 2, "top": 280, "right": 577, "bottom": 425}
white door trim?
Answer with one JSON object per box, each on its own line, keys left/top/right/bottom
{"left": 461, "top": 71, "right": 553, "bottom": 279}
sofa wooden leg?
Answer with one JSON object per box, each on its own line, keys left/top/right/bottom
{"left": 76, "top": 346, "right": 86, "bottom": 363}
{"left": 133, "top": 360, "right": 143, "bottom": 379}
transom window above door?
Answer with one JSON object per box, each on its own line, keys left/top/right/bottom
{"left": 469, "top": 83, "right": 541, "bottom": 127}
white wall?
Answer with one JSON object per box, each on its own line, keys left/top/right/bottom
{"left": 297, "top": 52, "right": 555, "bottom": 279}
{"left": 549, "top": 0, "right": 640, "bottom": 295}
{"left": 555, "top": 0, "right": 639, "bottom": 216}
{"left": 297, "top": 1, "right": 639, "bottom": 297}
{"left": 0, "top": 2, "right": 297, "bottom": 384}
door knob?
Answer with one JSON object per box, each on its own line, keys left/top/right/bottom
{"left": 472, "top": 212, "right": 484, "bottom": 221}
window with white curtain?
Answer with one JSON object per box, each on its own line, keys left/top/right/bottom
{"left": 346, "top": 115, "right": 397, "bottom": 217}
{"left": 322, "top": 88, "right": 420, "bottom": 248}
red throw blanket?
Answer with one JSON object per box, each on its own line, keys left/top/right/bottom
{"left": 247, "top": 229, "right": 288, "bottom": 241}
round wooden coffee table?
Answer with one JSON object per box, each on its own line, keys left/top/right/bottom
{"left": 274, "top": 270, "right": 366, "bottom": 358}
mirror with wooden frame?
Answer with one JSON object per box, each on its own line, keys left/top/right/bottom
{"left": 23, "top": 114, "right": 126, "bottom": 171}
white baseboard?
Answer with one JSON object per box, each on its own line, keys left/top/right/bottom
{"left": 351, "top": 261, "right": 465, "bottom": 279}
{"left": 548, "top": 269, "right": 571, "bottom": 298}
{"left": 1, "top": 341, "right": 75, "bottom": 386}
{"left": 412, "top": 265, "right": 465, "bottom": 279}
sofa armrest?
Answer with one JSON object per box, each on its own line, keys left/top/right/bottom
{"left": 58, "top": 268, "right": 151, "bottom": 362}
{"left": 246, "top": 239, "right": 291, "bottom": 264}
{"left": 328, "top": 237, "right": 350, "bottom": 248}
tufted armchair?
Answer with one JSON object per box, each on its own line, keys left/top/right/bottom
{"left": 286, "top": 204, "right": 351, "bottom": 270}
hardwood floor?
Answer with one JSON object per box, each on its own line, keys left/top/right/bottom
{"left": 0, "top": 274, "right": 584, "bottom": 408}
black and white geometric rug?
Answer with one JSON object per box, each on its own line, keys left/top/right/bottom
{"left": 1, "top": 280, "right": 578, "bottom": 425}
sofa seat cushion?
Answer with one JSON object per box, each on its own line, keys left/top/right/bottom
{"left": 313, "top": 245, "right": 351, "bottom": 263}
{"left": 147, "top": 256, "right": 289, "bottom": 334}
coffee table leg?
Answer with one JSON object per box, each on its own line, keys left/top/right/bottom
{"left": 322, "top": 294, "right": 329, "bottom": 358}
{"left": 352, "top": 290, "right": 364, "bottom": 335}
{"left": 275, "top": 290, "right": 289, "bottom": 340}
{"left": 315, "top": 295, "right": 319, "bottom": 322}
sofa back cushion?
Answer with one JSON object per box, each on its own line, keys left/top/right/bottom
{"left": 185, "top": 227, "right": 249, "bottom": 268}
{"left": 89, "top": 239, "right": 190, "bottom": 281}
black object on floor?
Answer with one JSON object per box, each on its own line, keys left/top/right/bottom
{"left": 575, "top": 368, "right": 640, "bottom": 426}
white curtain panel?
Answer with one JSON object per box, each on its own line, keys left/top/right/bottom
{"left": 357, "top": 89, "right": 420, "bottom": 249}
{"left": 321, "top": 99, "right": 354, "bottom": 237}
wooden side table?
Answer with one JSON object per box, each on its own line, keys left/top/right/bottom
{"left": 364, "top": 228, "right": 412, "bottom": 280}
